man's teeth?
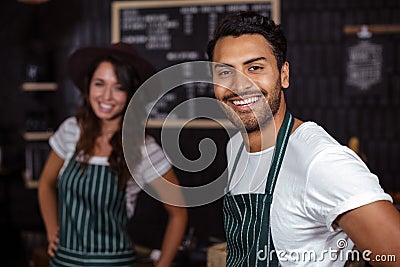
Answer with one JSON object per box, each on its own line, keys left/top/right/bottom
{"left": 232, "top": 97, "right": 260, "bottom": 106}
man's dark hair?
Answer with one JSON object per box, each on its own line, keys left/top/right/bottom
{"left": 207, "top": 11, "right": 287, "bottom": 70}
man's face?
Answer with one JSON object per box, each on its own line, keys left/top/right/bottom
{"left": 212, "top": 34, "right": 289, "bottom": 132}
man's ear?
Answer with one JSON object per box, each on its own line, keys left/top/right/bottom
{"left": 280, "top": 61, "right": 289, "bottom": 89}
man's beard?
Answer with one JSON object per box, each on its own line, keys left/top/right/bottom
{"left": 219, "top": 78, "right": 282, "bottom": 133}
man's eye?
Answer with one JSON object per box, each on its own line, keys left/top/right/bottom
{"left": 218, "top": 70, "right": 233, "bottom": 77}
{"left": 249, "top": 66, "right": 263, "bottom": 71}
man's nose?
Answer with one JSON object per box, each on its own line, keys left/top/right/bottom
{"left": 233, "top": 71, "right": 252, "bottom": 92}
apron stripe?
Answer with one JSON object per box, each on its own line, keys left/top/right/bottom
{"left": 83, "top": 166, "right": 91, "bottom": 251}
{"left": 104, "top": 170, "right": 112, "bottom": 252}
{"left": 116, "top": 188, "right": 125, "bottom": 250}
{"left": 71, "top": 165, "right": 82, "bottom": 250}
{"left": 249, "top": 194, "right": 257, "bottom": 266}
{"left": 90, "top": 164, "right": 99, "bottom": 253}
{"left": 256, "top": 194, "right": 267, "bottom": 266}
{"left": 97, "top": 166, "right": 105, "bottom": 251}
{"left": 232, "top": 197, "right": 241, "bottom": 267}
{"left": 244, "top": 194, "right": 251, "bottom": 266}
{"left": 76, "top": 170, "right": 86, "bottom": 251}
{"left": 110, "top": 178, "right": 119, "bottom": 251}
{"left": 224, "top": 199, "right": 235, "bottom": 266}
{"left": 232, "top": 198, "right": 241, "bottom": 266}
{"left": 65, "top": 160, "right": 78, "bottom": 249}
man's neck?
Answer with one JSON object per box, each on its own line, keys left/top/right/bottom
{"left": 242, "top": 97, "right": 287, "bottom": 153}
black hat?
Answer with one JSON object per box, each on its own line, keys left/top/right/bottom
{"left": 68, "top": 42, "right": 156, "bottom": 92}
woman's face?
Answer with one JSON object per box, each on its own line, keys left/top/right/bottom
{"left": 89, "top": 61, "right": 128, "bottom": 122}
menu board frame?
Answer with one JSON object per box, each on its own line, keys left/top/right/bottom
{"left": 112, "top": 0, "right": 280, "bottom": 44}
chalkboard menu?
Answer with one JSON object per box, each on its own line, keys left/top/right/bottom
{"left": 112, "top": 0, "right": 279, "bottom": 120}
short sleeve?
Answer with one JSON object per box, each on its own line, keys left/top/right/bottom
{"left": 131, "top": 135, "right": 172, "bottom": 185}
{"left": 49, "top": 117, "right": 80, "bottom": 160}
{"left": 304, "top": 145, "right": 392, "bottom": 231}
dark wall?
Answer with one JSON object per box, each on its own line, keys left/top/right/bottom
{"left": 281, "top": 0, "right": 400, "bottom": 192}
{"left": 0, "top": 0, "right": 114, "bottom": 264}
{"left": 0, "top": 0, "right": 112, "bottom": 166}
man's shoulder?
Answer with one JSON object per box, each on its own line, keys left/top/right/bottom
{"left": 285, "top": 121, "right": 350, "bottom": 165}
{"left": 291, "top": 121, "right": 340, "bottom": 151}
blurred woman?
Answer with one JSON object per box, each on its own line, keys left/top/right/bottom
{"left": 38, "top": 42, "right": 187, "bottom": 267}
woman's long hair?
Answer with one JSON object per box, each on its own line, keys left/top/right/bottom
{"left": 75, "top": 55, "right": 145, "bottom": 188}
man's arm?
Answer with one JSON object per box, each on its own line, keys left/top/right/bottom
{"left": 336, "top": 200, "right": 400, "bottom": 267}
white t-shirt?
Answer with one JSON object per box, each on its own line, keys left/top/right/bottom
{"left": 227, "top": 121, "right": 392, "bottom": 266}
{"left": 49, "top": 117, "right": 172, "bottom": 218}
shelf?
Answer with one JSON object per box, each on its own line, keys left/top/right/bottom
{"left": 23, "top": 131, "right": 53, "bottom": 141}
{"left": 21, "top": 82, "right": 57, "bottom": 91}
{"left": 22, "top": 170, "right": 39, "bottom": 189}
{"left": 146, "top": 118, "right": 235, "bottom": 129}
{"left": 343, "top": 24, "right": 400, "bottom": 35}
{"left": 24, "top": 179, "right": 39, "bottom": 189}
{"left": 18, "top": 0, "right": 49, "bottom": 4}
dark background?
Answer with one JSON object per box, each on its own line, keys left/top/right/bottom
{"left": 0, "top": 0, "right": 400, "bottom": 266}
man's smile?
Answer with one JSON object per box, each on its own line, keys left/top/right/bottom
{"left": 223, "top": 93, "right": 265, "bottom": 112}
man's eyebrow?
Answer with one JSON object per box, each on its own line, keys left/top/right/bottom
{"left": 214, "top": 63, "right": 234, "bottom": 69}
{"left": 213, "top": 57, "right": 267, "bottom": 69}
{"left": 243, "top": 57, "right": 267, "bottom": 65}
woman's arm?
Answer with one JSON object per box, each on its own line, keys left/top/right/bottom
{"left": 152, "top": 168, "right": 188, "bottom": 267}
{"left": 38, "top": 150, "right": 64, "bottom": 257}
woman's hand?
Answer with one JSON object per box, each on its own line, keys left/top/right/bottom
{"left": 38, "top": 150, "right": 64, "bottom": 258}
{"left": 47, "top": 228, "right": 59, "bottom": 257}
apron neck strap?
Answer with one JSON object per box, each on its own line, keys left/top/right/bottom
{"left": 265, "top": 109, "right": 294, "bottom": 195}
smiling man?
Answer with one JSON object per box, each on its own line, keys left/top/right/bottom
{"left": 207, "top": 11, "right": 400, "bottom": 267}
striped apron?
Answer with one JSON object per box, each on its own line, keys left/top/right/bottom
{"left": 50, "top": 156, "right": 136, "bottom": 267}
{"left": 223, "top": 110, "right": 294, "bottom": 267}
